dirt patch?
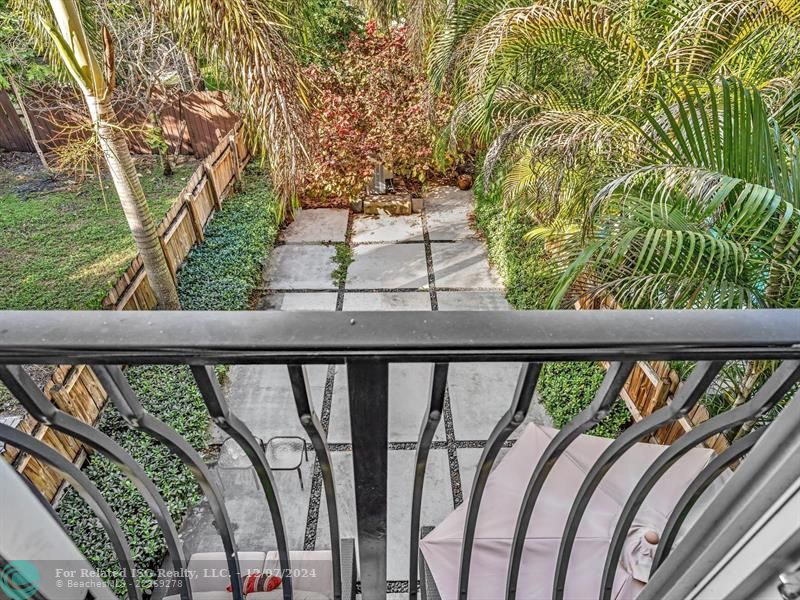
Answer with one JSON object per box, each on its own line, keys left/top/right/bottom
{"left": 298, "top": 172, "right": 453, "bottom": 209}
{"left": 0, "top": 152, "right": 69, "bottom": 197}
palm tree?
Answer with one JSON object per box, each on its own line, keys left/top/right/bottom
{"left": 37, "top": 0, "right": 182, "bottom": 308}
{"left": 548, "top": 79, "right": 800, "bottom": 310}
{"left": 428, "top": 0, "right": 800, "bottom": 226}
{"left": 16, "top": 0, "right": 313, "bottom": 308}
{"left": 546, "top": 78, "right": 800, "bottom": 432}
{"left": 144, "top": 0, "right": 311, "bottom": 196}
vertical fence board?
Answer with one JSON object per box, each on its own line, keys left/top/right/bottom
{"left": 0, "top": 91, "right": 34, "bottom": 151}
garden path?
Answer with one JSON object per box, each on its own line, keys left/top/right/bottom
{"left": 177, "top": 187, "right": 551, "bottom": 598}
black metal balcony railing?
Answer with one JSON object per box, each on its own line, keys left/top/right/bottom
{"left": 1, "top": 309, "right": 800, "bottom": 600}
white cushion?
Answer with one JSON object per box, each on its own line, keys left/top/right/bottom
{"left": 186, "top": 552, "right": 268, "bottom": 593}
{"left": 264, "top": 550, "right": 333, "bottom": 595}
{"left": 249, "top": 592, "right": 329, "bottom": 600}
{"left": 164, "top": 592, "right": 233, "bottom": 600}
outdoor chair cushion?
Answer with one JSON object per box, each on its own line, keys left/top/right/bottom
{"left": 264, "top": 550, "right": 333, "bottom": 595}
{"left": 249, "top": 592, "right": 329, "bottom": 600}
{"left": 164, "top": 592, "right": 235, "bottom": 600}
{"left": 227, "top": 572, "right": 283, "bottom": 593}
{"left": 187, "top": 551, "right": 268, "bottom": 593}
{"left": 165, "top": 547, "right": 343, "bottom": 600}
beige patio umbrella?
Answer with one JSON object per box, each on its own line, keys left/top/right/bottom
{"left": 419, "top": 424, "right": 726, "bottom": 600}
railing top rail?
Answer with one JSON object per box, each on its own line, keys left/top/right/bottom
{"left": 1, "top": 309, "right": 800, "bottom": 364}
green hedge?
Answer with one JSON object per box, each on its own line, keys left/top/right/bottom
{"left": 55, "top": 170, "right": 280, "bottom": 595}
{"left": 474, "top": 181, "right": 630, "bottom": 438}
{"left": 537, "top": 362, "right": 631, "bottom": 438}
{"left": 473, "top": 183, "right": 559, "bottom": 310}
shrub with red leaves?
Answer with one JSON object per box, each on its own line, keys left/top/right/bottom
{"left": 301, "top": 24, "right": 450, "bottom": 204}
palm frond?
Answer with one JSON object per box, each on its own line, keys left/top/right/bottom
{"left": 554, "top": 79, "right": 800, "bottom": 309}
{"left": 654, "top": 0, "right": 800, "bottom": 80}
{"left": 427, "top": 0, "right": 510, "bottom": 91}
{"left": 483, "top": 108, "right": 638, "bottom": 183}
{"left": 404, "top": 0, "right": 448, "bottom": 57}
{"left": 146, "top": 0, "right": 310, "bottom": 198}
{"left": 9, "top": 0, "right": 99, "bottom": 83}
{"left": 356, "top": 0, "right": 399, "bottom": 28}
{"left": 465, "top": 1, "right": 650, "bottom": 92}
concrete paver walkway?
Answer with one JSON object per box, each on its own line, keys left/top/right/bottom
{"left": 179, "top": 187, "right": 551, "bottom": 597}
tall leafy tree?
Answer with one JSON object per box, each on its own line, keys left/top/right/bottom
{"left": 13, "top": 0, "right": 314, "bottom": 307}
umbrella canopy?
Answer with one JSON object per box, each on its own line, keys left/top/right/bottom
{"left": 420, "top": 424, "right": 726, "bottom": 600}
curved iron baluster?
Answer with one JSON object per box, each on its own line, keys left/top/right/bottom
{"left": 190, "top": 365, "right": 294, "bottom": 600}
{"left": 650, "top": 426, "right": 765, "bottom": 575}
{"left": 552, "top": 361, "right": 724, "bottom": 600}
{"left": 409, "top": 363, "right": 449, "bottom": 599}
{"left": 94, "top": 366, "right": 244, "bottom": 600}
{"left": 458, "top": 363, "right": 542, "bottom": 600}
{"left": 286, "top": 365, "right": 341, "bottom": 600}
{"left": 0, "top": 365, "right": 193, "bottom": 600}
{"left": 0, "top": 423, "right": 141, "bottom": 600}
{"left": 506, "top": 361, "right": 634, "bottom": 600}
{"left": 598, "top": 360, "right": 800, "bottom": 600}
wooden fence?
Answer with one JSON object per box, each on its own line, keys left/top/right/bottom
{"left": 576, "top": 295, "right": 730, "bottom": 453}
{"left": 0, "top": 87, "right": 237, "bottom": 159}
{"left": 2, "top": 124, "right": 251, "bottom": 501}
{"left": 0, "top": 90, "right": 35, "bottom": 152}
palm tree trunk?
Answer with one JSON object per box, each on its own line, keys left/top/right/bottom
{"left": 85, "top": 95, "right": 181, "bottom": 309}
{"left": 765, "top": 231, "right": 789, "bottom": 304}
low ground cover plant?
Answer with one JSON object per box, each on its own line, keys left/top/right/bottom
{"left": 178, "top": 168, "right": 280, "bottom": 310}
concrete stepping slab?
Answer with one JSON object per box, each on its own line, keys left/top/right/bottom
{"left": 221, "top": 364, "right": 328, "bottom": 441}
{"left": 314, "top": 449, "right": 453, "bottom": 582}
{"left": 180, "top": 444, "right": 315, "bottom": 556}
{"left": 437, "top": 290, "right": 511, "bottom": 310}
{"left": 346, "top": 243, "right": 429, "bottom": 290}
{"left": 342, "top": 292, "right": 431, "bottom": 311}
{"left": 281, "top": 208, "right": 349, "bottom": 243}
{"left": 425, "top": 187, "right": 476, "bottom": 241}
{"left": 447, "top": 362, "right": 551, "bottom": 441}
{"left": 385, "top": 449, "right": 455, "bottom": 580}
{"left": 326, "top": 364, "right": 446, "bottom": 444}
{"left": 266, "top": 244, "right": 337, "bottom": 290}
{"left": 257, "top": 291, "right": 338, "bottom": 311}
{"left": 352, "top": 214, "right": 423, "bottom": 244}
{"left": 430, "top": 241, "right": 503, "bottom": 289}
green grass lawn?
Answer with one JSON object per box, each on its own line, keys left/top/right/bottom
{"left": 0, "top": 157, "right": 196, "bottom": 309}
